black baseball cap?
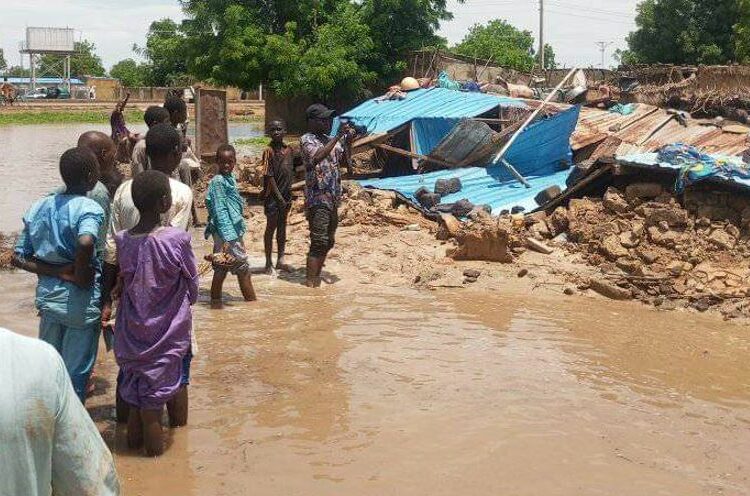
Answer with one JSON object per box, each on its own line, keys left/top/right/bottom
{"left": 306, "top": 103, "right": 337, "bottom": 120}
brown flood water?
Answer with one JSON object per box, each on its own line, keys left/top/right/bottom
{"left": 1, "top": 256, "right": 749, "bottom": 495}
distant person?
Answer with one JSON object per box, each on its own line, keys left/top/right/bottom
{"left": 0, "top": 327, "right": 120, "bottom": 495}
{"left": 300, "top": 104, "right": 354, "bottom": 287}
{"left": 1, "top": 77, "right": 17, "bottom": 106}
{"left": 164, "top": 94, "right": 202, "bottom": 226}
{"left": 12, "top": 148, "right": 105, "bottom": 402}
{"left": 89, "top": 85, "right": 96, "bottom": 100}
{"left": 114, "top": 170, "right": 198, "bottom": 456}
{"left": 261, "top": 119, "right": 300, "bottom": 273}
{"left": 78, "top": 130, "right": 122, "bottom": 197}
{"left": 102, "top": 123, "right": 194, "bottom": 421}
{"left": 130, "top": 105, "right": 171, "bottom": 177}
{"left": 204, "top": 144, "right": 256, "bottom": 308}
{"left": 110, "top": 92, "right": 138, "bottom": 163}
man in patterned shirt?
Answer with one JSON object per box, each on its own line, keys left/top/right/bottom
{"left": 299, "top": 104, "right": 354, "bottom": 287}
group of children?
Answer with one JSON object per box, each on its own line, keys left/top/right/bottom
{"left": 12, "top": 100, "right": 348, "bottom": 457}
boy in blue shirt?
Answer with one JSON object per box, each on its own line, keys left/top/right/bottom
{"left": 12, "top": 147, "right": 105, "bottom": 403}
{"left": 205, "top": 144, "right": 256, "bottom": 308}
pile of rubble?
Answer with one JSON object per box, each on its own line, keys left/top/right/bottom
{"left": 441, "top": 179, "right": 750, "bottom": 317}
{"left": 536, "top": 184, "right": 750, "bottom": 316}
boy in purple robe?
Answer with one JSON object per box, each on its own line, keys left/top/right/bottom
{"left": 114, "top": 170, "right": 198, "bottom": 457}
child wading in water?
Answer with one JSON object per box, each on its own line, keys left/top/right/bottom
{"left": 205, "top": 144, "right": 256, "bottom": 308}
{"left": 114, "top": 170, "right": 198, "bottom": 456}
{"left": 12, "top": 148, "right": 105, "bottom": 403}
{"left": 261, "top": 119, "right": 299, "bottom": 273}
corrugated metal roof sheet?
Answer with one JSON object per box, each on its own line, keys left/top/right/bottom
{"left": 571, "top": 103, "right": 749, "bottom": 157}
{"left": 340, "top": 88, "right": 527, "bottom": 135}
{"left": 360, "top": 107, "right": 581, "bottom": 215}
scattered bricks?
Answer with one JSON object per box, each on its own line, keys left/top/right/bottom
{"left": 625, "top": 182, "right": 663, "bottom": 201}
{"left": 647, "top": 226, "right": 678, "bottom": 247}
{"left": 526, "top": 237, "right": 554, "bottom": 255}
{"left": 436, "top": 213, "right": 462, "bottom": 241}
{"left": 589, "top": 278, "right": 633, "bottom": 300}
{"left": 708, "top": 229, "right": 737, "bottom": 250}
{"left": 635, "top": 247, "right": 660, "bottom": 264}
{"left": 616, "top": 257, "right": 644, "bottom": 276}
{"left": 619, "top": 230, "right": 641, "bottom": 249}
{"left": 601, "top": 234, "right": 630, "bottom": 260}
{"left": 602, "top": 188, "right": 630, "bottom": 214}
{"left": 636, "top": 203, "right": 690, "bottom": 227}
{"left": 547, "top": 207, "right": 570, "bottom": 237}
{"left": 463, "top": 269, "right": 481, "bottom": 279}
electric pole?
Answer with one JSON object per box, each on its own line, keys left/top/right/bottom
{"left": 595, "top": 41, "right": 614, "bottom": 69}
{"left": 539, "top": 0, "right": 545, "bottom": 69}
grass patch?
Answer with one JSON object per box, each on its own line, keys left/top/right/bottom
{"left": 233, "top": 136, "right": 271, "bottom": 146}
{"left": 0, "top": 109, "right": 144, "bottom": 126}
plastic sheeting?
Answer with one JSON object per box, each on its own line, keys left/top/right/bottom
{"left": 360, "top": 106, "right": 581, "bottom": 215}
{"left": 339, "top": 87, "right": 527, "bottom": 135}
{"left": 617, "top": 152, "right": 750, "bottom": 191}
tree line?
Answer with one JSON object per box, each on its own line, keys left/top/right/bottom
{"left": 2, "top": 0, "right": 749, "bottom": 98}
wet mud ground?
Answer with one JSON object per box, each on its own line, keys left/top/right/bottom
{"left": 2, "top": 221, "right": 750, "bottom": 495}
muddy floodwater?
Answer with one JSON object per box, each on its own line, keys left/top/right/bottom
{"left": 0, "top": 122, "right": 262, "bottom": 233}
{"left": 1, "top": 263, "right": 749, "bottom": 495}
{"left": 2, "top": 120, "right": 750, "bottom": 495}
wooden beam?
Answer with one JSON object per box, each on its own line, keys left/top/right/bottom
{"left": 376, "top": 144, "right": 457, "bottom": 169}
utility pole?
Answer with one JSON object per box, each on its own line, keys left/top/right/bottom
{"left": 539, "top": 0, "right": 545, "bottom": 69}
{"left": 595, "top": 41, "right": 614, "bottom": 69}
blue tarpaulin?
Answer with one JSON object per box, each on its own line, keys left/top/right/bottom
{"left": 361, "top": 106, "right": 581, "bottom": 215}
{"left": 338, "top": 87, "right": 527, "bottom": 135}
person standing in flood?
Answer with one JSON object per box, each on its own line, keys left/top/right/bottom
{"left": 114, "top": 170, "right": 198, "bottom": 457}
{"left": 261, "top": 119, "right": 300, "bottom": 273}
{"left": 0, "top": 326, "right": 120, "bottom": 495}
{"left": 205, "top": 144, "right": 256, "bottom": 308}
{"left": 102, "top": 123, "right": 194, "bottom": 422}
{"left": 11, "top": 148, "right": 105, "bottom": 403}
{"left": 300, "top": 104, "right": 354, "bottom": 287}
{"left": 164, "top": 94, "right": 203, "bottom": 227}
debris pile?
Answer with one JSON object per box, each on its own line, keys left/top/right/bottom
{"left": 338, "top": 182, "right": 434, "bottom": 230}
{"left": 530, "top": 184, "right": 750, "bottom": 316}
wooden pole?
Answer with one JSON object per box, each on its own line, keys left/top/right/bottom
{"left": 490, "top": 67, "right": 577, "bottom": 171}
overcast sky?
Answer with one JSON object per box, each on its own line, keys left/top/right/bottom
{"left": 1, "top": 0, "right": 641, "bottom": 73}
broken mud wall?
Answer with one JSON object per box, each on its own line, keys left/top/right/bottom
{"left": 264, "top": 91, "right": 360, "bottom": 135}
{"left": 618, "top": 65, "right": 750, "bottom": 120}
{"left": 195, "top": 88, "right": 228, "bottom": 160}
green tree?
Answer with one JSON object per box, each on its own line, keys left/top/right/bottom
{"left": 736, "top": 0, "right": 750, "bottom": 63}
{"left": 110, "top": 58, "right": 148, "bottom": 87}
{"left": 135, "top": 19, "right": 191, "bottom": 86}
{"left": 452, "top": 19, "right": 557, "bottom": 72}
{"left": 5, "top": 66, "right": 30, "bottom": 77}
{"left": 179, "top": 0, "right": 460, "bottom": 98}
{"left": 39, "top": 40, "right": 105, "bottom": 78}
{"left": 626, "top": 0, "right": 741, "bottom": 64}
{"left": 0, "top": 49, "right": 7, "bottom": 71}
{"left": 543, "top": 44, "right": 557, "bottom": 70}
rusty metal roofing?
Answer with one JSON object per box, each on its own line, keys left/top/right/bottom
{"left": 569, "top": 103, "right": 749, "bottom": 157}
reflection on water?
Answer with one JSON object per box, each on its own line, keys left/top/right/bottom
{"left": 0, "top": 122, "right": 262, "bottom": 233}
{"left": 1, "top": 266, "right": 749, "bottom": 495}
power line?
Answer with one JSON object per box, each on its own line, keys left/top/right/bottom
{"left": 594, "top": 41, "right": 614, "bottom": 68}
